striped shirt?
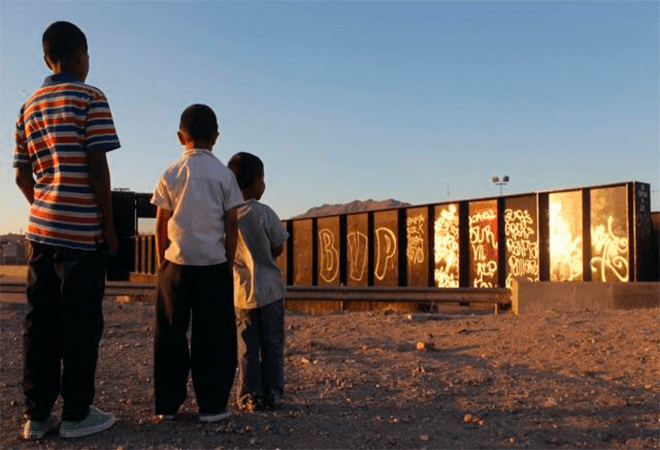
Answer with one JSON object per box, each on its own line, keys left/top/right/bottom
{"left": 13, "top": 73, "right": 120, "bottom": 251}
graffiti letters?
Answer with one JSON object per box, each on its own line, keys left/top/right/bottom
{"left": 347, "top": 231, "right": 368, "bottom": 282}
{"left": 591, "top": 216, "right": 629, "bottom": 282}
{"left": 474, "top": 261, "right": 498, "bottom": 288}
{"left": 374, "top": 227, "right": 397, "bottom": 281}
{"left": 318, "top": 228, "right": 339, "bottom": 283}
{"left": 434, "top": 205, "right": 459, "bottom": 287}
{"left": 504, "top": 209, "right": 539, "bottom": 288}
{"left": 406, "top": 214, "right": 425, "bottom": 265}
{"left": 470, "top": 207, "right": 498, "bottom": 288}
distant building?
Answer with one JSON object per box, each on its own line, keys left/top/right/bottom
{"left": 0, "top": 235, "right": 29, "bottom": 265}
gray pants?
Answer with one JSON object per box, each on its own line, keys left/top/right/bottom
{"left": 235, "top": 300, "right": 284, "bottom": 404}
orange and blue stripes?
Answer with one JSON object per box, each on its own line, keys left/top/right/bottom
{"left": 13, "top": 73, "right": 120, "bottom": 250}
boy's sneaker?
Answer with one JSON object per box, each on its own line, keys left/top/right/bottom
{"left": 199, "top": 410, "right": 231, "bottom": 423}
{"left": 22, "top": 414, "right": 60, "bottom": 440}
{"left": 265, "top": 389, "right": 282, "bottom": 410}
{"left": 60, "top": 406, "right": 115, "bottom": 438}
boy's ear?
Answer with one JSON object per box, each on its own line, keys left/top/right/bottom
{"left": 43, "top": 54, "right": 54, "bottom": 71}
{"left": 210, "top": 131, "right": 219, "bottom": 146}
{"left": 177, "top": 131, "right": 187, "bottom": 146}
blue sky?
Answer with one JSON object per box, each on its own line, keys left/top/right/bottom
{"left": 1, "top": 1, "right": 658, "bottom": 235}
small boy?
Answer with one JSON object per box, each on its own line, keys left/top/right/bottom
{"left": 151, "top": 104, "right": 243, "bottom": 422}
{"left": 13, "top": 21, "right": 119, "bottom": 439}
{"left": 227, "top": 152, "right": 289, "bottom": 411}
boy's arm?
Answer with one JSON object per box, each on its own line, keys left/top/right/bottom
{"left": 224, "top": 207, "right": 238, "bottom": 270}
{"left": 88, "top": 150, "right": 117, "bottom": 255}
{"left": 155, "top": 207, "right": 171, "bottom": 265}
{"left": 15, "top": 166, "right": 35, "bottom": 204}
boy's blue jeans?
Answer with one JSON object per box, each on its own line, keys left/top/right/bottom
{"left": 235, "top": 300, "right": 285, "bottom": 405}
{"left": 23, "top": 242, "right": 106, "bottom": 422}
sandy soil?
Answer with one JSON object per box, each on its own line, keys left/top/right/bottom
{"left": 0, "top": 292, "right": 658, "bottom": 449}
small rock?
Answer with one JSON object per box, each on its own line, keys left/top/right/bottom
{"left": 544, "top": 397, "right": 558, "bottom": 407}
{"left": 420, "top": 434, "right": 430, "bottom": 441}
{"left": 406, "top": 313, "right": 429, "bottom": 323}
{"left": 416, "top": 342, "right": 434, "bottom": 351}
{"left": 412, "top": 365, "right": 425, "bottom": 376}
{"left": 463, "top": 414, "right": 481, "bottom": 423}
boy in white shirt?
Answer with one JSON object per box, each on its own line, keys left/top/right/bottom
{"left": 228, "top": 152, "right": 289, "bottom": 411}
{"left": 151, "top": 104, "right": 243, "bottom": 422}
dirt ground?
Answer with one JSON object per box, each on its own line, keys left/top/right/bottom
{"left": 1, "top": 289, "right": 659, "bottom": 449}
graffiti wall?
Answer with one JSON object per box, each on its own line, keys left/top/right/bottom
{"left": 347, "top": 213, "right": 369, "bottom": 287}
{"left": 590, "top": 187, "right": 629, "bottom": 282}
{"left": 549, "top": 191, "right": 583, "bottom": 281}
{"left": 469, "top": 200, "right": 499, "bottom": 288}
{"left": 374, "top": 211, "right": 399, "bottom": 287}
{"left": 239, "top": 182, "right": 653, "bottom": 289}
{"left": 504, "top": 196, "right": 539, "bottom": 288}
{"left": 293, "top": 219, "right": 313, "bottom": 286}
{"left": 434, "top": 203, "right": 460, "bottom": 287}
{"left": 406, "top": 207, "right": 428, "bottom": 287}
{"left": 317, "top": 216, "right": 340, "bottom": 286}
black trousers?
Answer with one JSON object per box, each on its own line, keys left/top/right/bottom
{"left": 23, "top": 242, "right": 106, "bottom": 422}
{"left": 154, "top": 261, "right": 237, "bottom": 416}
{"left": 235, "top": 300, "right": 285, "bottom": 404}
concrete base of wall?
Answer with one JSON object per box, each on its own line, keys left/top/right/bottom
{"left": 511, "top": 278, "right": 660, "bottom": 315}
{"left": 129, "top": 273, "right": 157, "bottom": 284}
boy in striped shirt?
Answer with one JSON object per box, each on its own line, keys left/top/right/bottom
{"left": 13, "top": 21, "right": 120, "bottom": 440}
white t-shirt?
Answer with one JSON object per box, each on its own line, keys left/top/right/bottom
{"left": 151, "top": 148, "right": 243, "bottom": 266}
{"left": 233, "top": 199, "right": 289, "bottom": 309}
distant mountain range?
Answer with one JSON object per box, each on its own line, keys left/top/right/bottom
{"left": 293, "top": 199, "right": 410, "bottom": 219}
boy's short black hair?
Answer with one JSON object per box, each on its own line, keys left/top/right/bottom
{"left": 179, "top": 104, "right": 218, "bottom": 143}
{"left": 42, "top": 21, "right": 87, "bottom": 64}
{"left": 228, "top": 152, "right": 264, "bottom": 191}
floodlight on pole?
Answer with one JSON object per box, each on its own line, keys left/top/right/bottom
{"left": 492, "top": 175, "right": 510, "bottom": 196}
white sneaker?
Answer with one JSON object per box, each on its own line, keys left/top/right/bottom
{"left": 22, "top": 414, "right": 60, "bottom": 440}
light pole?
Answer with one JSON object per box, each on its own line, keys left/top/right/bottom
{"left": 492, "top": 175, "right": 510, "bottom": 196}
